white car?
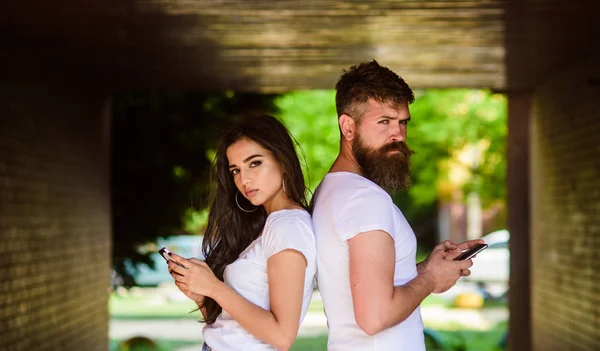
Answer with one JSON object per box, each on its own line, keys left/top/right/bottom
{"left": 114, "top": 235, "right": 204, "bottom": 287}
{"left": 463, "top": 229, "right": 510, "bottom": 297}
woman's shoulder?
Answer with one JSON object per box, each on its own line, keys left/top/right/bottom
{"left": 266, "top": 208, "right": 311, "bottom": 227}
{"left": 261, "top": 209, "right": 316, "bottom": 256}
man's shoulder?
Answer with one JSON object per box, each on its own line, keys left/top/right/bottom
{"left": 314, "top": 172, "right": 392, "bottom": 208}
{"left": 321, "top": 172, "right": 386, "bottom": 193}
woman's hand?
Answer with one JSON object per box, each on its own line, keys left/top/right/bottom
{"left": 168, "top": 264, "right": 202, "bottom": 301}
{"left": 168, "top": 253, "right": 222, "bottom": 298}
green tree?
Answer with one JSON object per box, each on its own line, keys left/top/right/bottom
{"left": 408, "top": 89, "right": 507, "bottom": 208}
{"left": 276, "top": 89, "right": 507, "bottom": 247}
{"left": 112, "top": 88, "right": 506, "bottom": 284}
{"left": 275, "top": 90, "right": 339, "bottom": 192}
{"left": 111, "top": 92, "right": 278, "bottom": 285}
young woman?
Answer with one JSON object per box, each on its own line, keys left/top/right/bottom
{"left": 168, "top": 115, "right": 317, "bottom": 351}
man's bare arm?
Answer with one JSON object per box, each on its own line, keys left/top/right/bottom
{"left": 349, "top": 231, "right": 472, "bottom": 336}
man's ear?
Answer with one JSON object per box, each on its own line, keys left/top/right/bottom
{"left": 339, "top": 114, "right": 356, "bottom": 141}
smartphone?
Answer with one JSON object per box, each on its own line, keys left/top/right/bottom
{"left": 453, "top": 243, "right": 488, "bottom": 261}
{"left": 158, "top": 247, "right": 187, "bottom": 268}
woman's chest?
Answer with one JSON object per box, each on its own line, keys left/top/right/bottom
{"left": 223, "top": 239, "right": 270, "bottom": 308}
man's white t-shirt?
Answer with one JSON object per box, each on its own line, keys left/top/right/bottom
{"left": 312, "top": 172, "right": 425, "bottom": 351}
{"left": 202, "top": 209, "right": 317, "bottom": 351}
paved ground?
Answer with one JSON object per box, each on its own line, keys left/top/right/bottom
{"left": 110, "top": 312, "right": 328, "bottom": 342}
{"left": 110, "top": 308, "right": 507, "bottom": 351}
{"left": 110, "top": 286, "right": 508, "bottom": 351}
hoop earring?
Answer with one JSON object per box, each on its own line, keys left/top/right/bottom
{"left": 235, "top": 191, "right": 258, "bottom": 213}
{"left": 282, "top": 177, "right": 288, "bottom": 196}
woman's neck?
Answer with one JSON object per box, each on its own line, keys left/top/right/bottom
{"left": 262, "top": 189, "right": 301, "bottom": 215}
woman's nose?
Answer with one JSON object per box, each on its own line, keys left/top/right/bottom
{"left": 240, "top": 171, "right": 251, "bottom": 185}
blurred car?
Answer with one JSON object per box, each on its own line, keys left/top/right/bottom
{"left": 123, "top": 235, "right": 204, "bottom": 287}
{"left": 463, "top": 229, "right": 510, "bottom": 297}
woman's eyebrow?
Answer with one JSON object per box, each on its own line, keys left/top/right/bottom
{"left": 229, "top": 154, "right": 263, "bottom": 169}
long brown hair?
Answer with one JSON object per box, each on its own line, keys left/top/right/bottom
{"left": 200, "top": 114, "right": 308, "bottom": 324}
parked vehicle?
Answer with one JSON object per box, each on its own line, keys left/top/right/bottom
{"left": 116, "top": 235, "right": 204, "bottom": 287}
{"left": 463, "top": 229, "right": 510, "bottom": 297}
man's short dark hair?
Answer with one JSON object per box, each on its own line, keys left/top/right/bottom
{"left": 335, "top": 60, "right": 415, "bottom": 120}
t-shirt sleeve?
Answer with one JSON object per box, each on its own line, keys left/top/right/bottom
{"left": 262, "top": 216, "right": 316, "bottom": 263}
{"left": 335, "top": 187, "right": 395, "bottom": 241}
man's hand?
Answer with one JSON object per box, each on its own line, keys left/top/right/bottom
{"left": 418, "top": 242, "right": 474, "bottom": 294}
{"left": 418, "top": 239, "right": 485, "bottom": 277}
{"left": 443, "top": 239, "right": 486, "bottom": 261}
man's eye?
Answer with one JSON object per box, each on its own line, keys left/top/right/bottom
{"left": 379, "top": 120, "right": 389, "bottom": 124}
{"left": 400, "top": 120, "right": 409, "bottom": 125}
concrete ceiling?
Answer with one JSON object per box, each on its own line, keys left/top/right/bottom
{"left": 504, "top": 0, "right": 600, "bottom": 91}
{"left": 2, "top": 1, "right": 506, "bottom": 92}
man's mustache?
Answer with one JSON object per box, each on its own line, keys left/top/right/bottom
{"left": 380, "top": 142, "right": 414, "bottom": 156}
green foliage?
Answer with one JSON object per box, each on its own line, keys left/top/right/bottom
{"left": 276, "top": 89, "right": 507, "bottom": 245}
{"left": 111, "top": 92, "right": 278, "bottom": 285}
{"left": 110, "top": 339, "right": 198, "bottom": 351}
{"left": 112, "top": 88, "right": 506, "bottom": 282}
{"left": 290, "top": 335, "right": 328, "bottom": 350}
{"left": 435, "top": 322, "right": 508, "bottom": 351}
{"left": 275, "top": 90, "right": 339, "bottom": 193}
{"left": 409, "top": 89, "right": 507, "bottom": 207}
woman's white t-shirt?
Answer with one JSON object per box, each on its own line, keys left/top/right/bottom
{"left": 202, "top": 209, "right": 317, "bottom": 351}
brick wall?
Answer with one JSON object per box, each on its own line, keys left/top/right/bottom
{"left": 530, "top": 53, "right": 600, "bottom": 350}
{"left": 0, "top": 75, "right": 111, "bottom": 350}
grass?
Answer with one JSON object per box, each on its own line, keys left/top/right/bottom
{"left": 110, "top": 337, "right": 328, "bottom": 351}
{"left": 110, "top": 290, "right": 328, "bottom": 320}
{"left": 428, "top": 322, "right": 508, "bottom": 351}
{"left": 110, "top": 288, "right": 508, "bottom": 351}
{"left": 289, "top": 326, "right": 508, "bottom": 351}
{"left": 291, "top": 335, "right": 328, "bottom": 350}
{"left": 110, "top": 339, "right": 197, "bottom": 351}
{"left": 111, "top": 328, "right": 506, "bottom": 351}
{"left": 422, "top": 293, "right": 451, "bottom": 307}
{"left": 110, "top": 292, "right": 200, "bottom": 320}
{"left": 109, "top": 290, "right": 481, "bottom": 320}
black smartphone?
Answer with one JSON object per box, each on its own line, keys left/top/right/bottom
{"left": 453, "top": 243, "right": 488, "bottom": 261}
{"left": 158, "top": 247, "right": 186, "bottom": 268}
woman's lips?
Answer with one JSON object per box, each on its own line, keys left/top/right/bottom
{"left": 245, "top": 189, "right": 258, "bottom": 198}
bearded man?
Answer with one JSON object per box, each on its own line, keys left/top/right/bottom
{"left": 311, "top": 60, "right": 483, "bottom": 351}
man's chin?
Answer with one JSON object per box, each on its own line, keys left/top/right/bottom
{"left": 369, "top": 169, "right": 412, "bottom": 193}
{"left": 381, "top": 182, "right": 411, "bottom": 194}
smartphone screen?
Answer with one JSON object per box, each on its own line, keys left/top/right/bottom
{"left": 159, "top": 247, "right": 187, "bottom": 268}
{"left": 159, "top": 247, "right": 171, "bottom": 262}
{"left": 453, "top": 243, "right": 488, "bottom": 261}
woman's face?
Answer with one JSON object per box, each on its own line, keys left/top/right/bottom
{"left": 226, "top": 138, "right": 285, "bottom": 207}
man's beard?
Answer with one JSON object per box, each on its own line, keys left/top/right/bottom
{"left": 352, "top": 133, "right": 414, "bottom": 193}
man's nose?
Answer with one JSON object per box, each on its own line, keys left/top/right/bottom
{"left": 390, "top": 124, "right": 406, "bottom": 143}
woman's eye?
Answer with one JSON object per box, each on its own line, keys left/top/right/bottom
{"left": 250, "top": 160, "right": 262, "bottom": 167}
{"left": 231, "top": 169, "right": 239, "bottom": 175}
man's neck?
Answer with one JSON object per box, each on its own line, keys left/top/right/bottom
{"left": 330, "top": 145, "right": 362, "bottom": 175}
